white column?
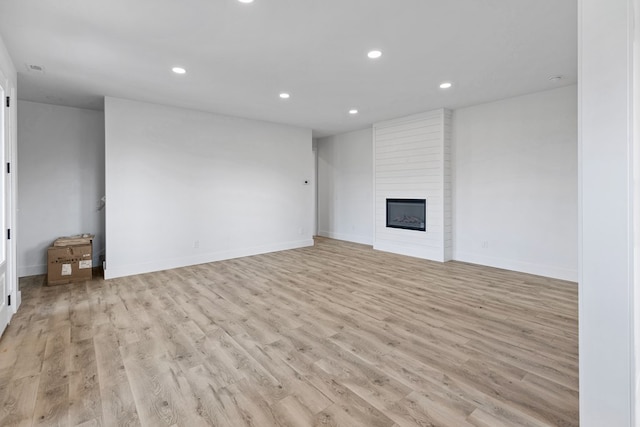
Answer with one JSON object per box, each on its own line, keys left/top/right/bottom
{"left": 579, "top": 0, "right": 636, "bottom": 425}
{"left": 633, "top": 1, "right": 640, "bottom": 424}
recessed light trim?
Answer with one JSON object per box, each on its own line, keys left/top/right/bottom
{"left": 367, "top": 50, "right": 382, "bottom": 59}
{"left": 439, "top": 82, "right": 452, "bottom": 89}
{"left": 279, "top": 93, "right": 290, "bottom": 99}
{"left": 172, "top": 67, "right": 186, "bottom": 74}
{"left": 548, "top": 75, "right": 563, "bottom": 82}
{"left": 238, "top": 0, "right": 254, "bottom": 3}
{"left": 349, "top": 109, "right": 358, "bottom": 115}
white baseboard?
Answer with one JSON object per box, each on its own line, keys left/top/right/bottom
{"left": 105, "top": 239, "right": 314, "bottom": 280}
{"left": 318, "top": 230, "right": 373, "bottom": 245}
{"left": 18, "top": 264, "right": 46, "bottom": 278}
{"left": 453, "top": 251, "right": 578, "bottom": 282}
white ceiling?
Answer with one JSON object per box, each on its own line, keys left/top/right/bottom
{"left": 0, "top": 0, "right": 576, "bottom": 137}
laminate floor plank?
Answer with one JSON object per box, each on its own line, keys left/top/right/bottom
{"left": 68, "top": 338, "right": 103, "bottom": 426}
{"left": 99, "top": 382, "right": 140, "bottom": 427}
{"left": 0, "top": 237, "right": 578, "bottom": 426}
{"left": 0, "top": 374, "right": 40, "bottom": 427}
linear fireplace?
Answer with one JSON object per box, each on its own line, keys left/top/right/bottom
{"left": 386, "top": 198, "right": 426, "bottom": 231}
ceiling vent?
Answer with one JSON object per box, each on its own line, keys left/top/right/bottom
{"left": 25, "top": 64, "right": 45, "bottom": 74}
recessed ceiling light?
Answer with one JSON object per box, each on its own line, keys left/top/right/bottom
{"left": 172, "top": 67, "right": 186, "bottom": 74}
{"left": 279, "top": 93, "right": 290, "bottom": 99}
{"left": 548, "top": 75, "right": 563, "bottom": 82}
{"left": 367, "top": 50, "right": 382, "bottom": 59}
{"left": 238, "top": 0, "right": 254, "bottom": 3}
{"left": 439, "top": 82, "right": 452, "bottom": 89}
{"left": 349, "top": 109, "right": 358, "bottom": 115}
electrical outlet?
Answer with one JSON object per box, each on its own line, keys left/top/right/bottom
{"left": 194, "top": 240, "right": 200, "bottom": 249}
{"left": 481, "top": 241, "right": 489, "bottom": 249}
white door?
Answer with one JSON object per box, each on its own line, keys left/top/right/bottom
{"left": 0, "top": 73, "right": 8, "bottom": 337}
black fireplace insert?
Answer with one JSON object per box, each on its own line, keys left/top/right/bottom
{"left": 386, "top": 198, "right": 426, "bottom": 231}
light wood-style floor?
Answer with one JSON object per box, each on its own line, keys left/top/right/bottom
{"left": 0, "top": 237, "right": 578, "bottom": 427}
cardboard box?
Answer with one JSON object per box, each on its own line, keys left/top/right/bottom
{"left": 47, "top": 244, "right": 93, "bottom": 286}
{"left": 53, "top": 234, "right": 94, "bottom": 247}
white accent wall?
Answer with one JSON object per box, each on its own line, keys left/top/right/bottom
{"left": 579, "top": 0, "right": 637, "bottom": 425}
{"left": 317, "top": 129, "right": 373, "bottom": 245}
{"left": 104, "top": 97, "right": 314, "bottom": 279}
{"left": 373, "top": 109, "right": 452, "bottom": 262}
{"left": 17, "top": 101, "right": 105, "bottom": 277}
{"left": 453, "top": 85, "right": 578, "bottom": 281}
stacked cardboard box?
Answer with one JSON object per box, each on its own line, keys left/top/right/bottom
{"left": 47, "top": 234, "right": 94, "bottom": 286}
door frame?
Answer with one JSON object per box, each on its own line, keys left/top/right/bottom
{"left": 6, "top": 84, "right": 17, "bottom": 314}
{"left": 7, "top": 86, "right": 17, "bottom": 315}
{"left": 0, "top": 67, "right": 18, "bottom": 337}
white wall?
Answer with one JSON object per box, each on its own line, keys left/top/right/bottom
{"left": 579, "top": 0, "right": 636, "bottom": 425}
{"left": 317, "top": 128, "right": 373, "bottom": 245}
{"left": 104, "top": 97, "right": 314, "bottom": 279}
{"left": 453, "top": 85, "right": 578, "bottom": 281}
{"left": 17, "top": 101, "right": 105, "bottom": 277}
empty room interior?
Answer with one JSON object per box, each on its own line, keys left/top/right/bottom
{"left": 0, "top": 1, "right": 638, "bottom": 426}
